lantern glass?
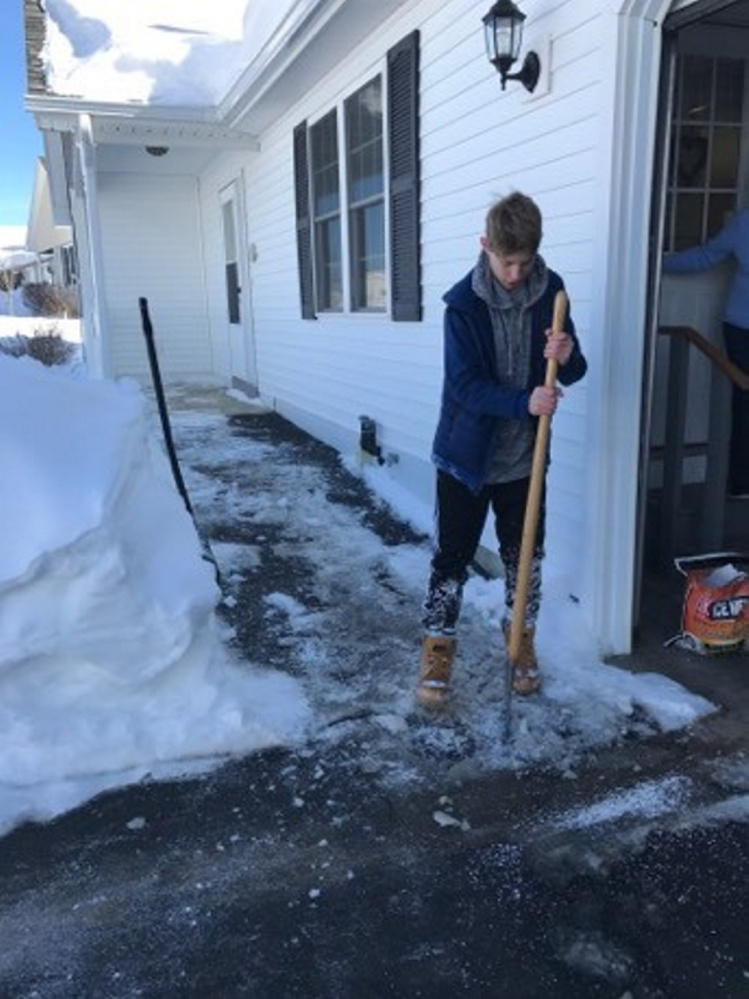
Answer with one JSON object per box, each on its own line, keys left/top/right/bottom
{"left": 483, "top": 1, "right": 525, "bottom": 64}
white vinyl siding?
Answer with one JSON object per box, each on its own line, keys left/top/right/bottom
{"left": 97, "top": 173, "right": 211, "bottom": 381}
{"left": 193, "top": 0, "right": 602, "bottom": 558}
{"left": 89, "top": 0, "right": 697, "bottom": 653}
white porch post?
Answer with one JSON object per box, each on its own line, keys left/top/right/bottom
{"left": 76, "top": 113, "right": 111, "bottom": 378}
{"left": 582, "top": 1, "right": 674, "bottom": 655}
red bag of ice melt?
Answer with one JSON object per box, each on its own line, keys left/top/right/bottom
{"left": 667, "top": 553, "right": 749, "bottom": 655}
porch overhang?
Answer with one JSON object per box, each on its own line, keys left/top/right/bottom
{"left": 26, "top": 99, "right": 260, "bottom": 199}
{"left": 26, "top": 97, "right": 260, "bottom": 152}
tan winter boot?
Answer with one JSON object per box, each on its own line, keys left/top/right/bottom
{"left": 503, "top": 625, "right": 541, "bottom": 695}
{"left": 417, "top": 635, "right": 456, "bottom": 708}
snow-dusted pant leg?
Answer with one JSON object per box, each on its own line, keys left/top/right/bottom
{"left": 422, "top": 574, "right": 464, "bottom": 634}
{"left": 422, "top": 472, "right": 491, "bottom": 634}
{"left": 490, "top": 476, "right": 546, "bottom": 629}
{"left": 422, "top": 472, "right": 548, "bottom": 633}
{"left": 500, "top": 544, "right": 544, "bottom": 629}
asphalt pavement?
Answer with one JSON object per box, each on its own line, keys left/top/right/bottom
{"left": 0, "top": 389, "right": 747, "bottom": 999}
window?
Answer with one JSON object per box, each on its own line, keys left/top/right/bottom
{"left": 221, "top": 197, "right": 241, "bottom": 324}
{"left": 346, "top": 77, "right": 385, "bottom": 311}
{"left": 665, "top": 54, "right": 745, "bottom": 250}
{"left": 294, "top": 30, "right": 421, "bottom": 322}
{"left": 309, "top": 80, "right": 384, "bottom": 314}
{"left": 311, "top": 110, "right": 343, "bottom": 311}
{"left": 61, "top": 244, "right": 77, "bottom": 287}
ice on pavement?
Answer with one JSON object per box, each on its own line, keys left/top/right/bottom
{"left": 0, "top": 352, "right": 716, "bottom": 837}
{"left": 549, "top": 775, "right": 694, "bottom": 830}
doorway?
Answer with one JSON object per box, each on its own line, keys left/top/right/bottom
{"left": 636, "top": 0, "right": 749, "bottom": 644}
{"left": 220, "top": 179, "right": 258, "bottom": 394}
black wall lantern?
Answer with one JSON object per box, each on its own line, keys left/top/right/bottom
{"left": 483, "top": 0, "right": 540, "bottom": 93}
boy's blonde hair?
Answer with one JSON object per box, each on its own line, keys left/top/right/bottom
{"left": 485, "top": 192, "right": 542, "bottom": 255}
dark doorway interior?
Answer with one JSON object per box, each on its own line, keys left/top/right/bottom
{"left": 636, "top": 0, "right": 749, "bottom": 654}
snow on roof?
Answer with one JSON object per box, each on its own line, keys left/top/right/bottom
{"left": 0, "top": 226, "right": 29, "bottom": 253}
{"left": 42, "top": 0, "right": 296, "bottom": 106}
{"left": 0, "top": 249, "right": 38, "bottom": 273}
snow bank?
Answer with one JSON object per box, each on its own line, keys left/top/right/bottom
{"left": 0, "top": 356, "right": 309, "bottom": 833}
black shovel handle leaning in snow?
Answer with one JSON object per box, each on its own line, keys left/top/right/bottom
{"left": 138, "top": 296, "right": 221, "bottom": 586}
{"left": 139, "top": 297, "right": 194, "bottom": 516}
{"left": 507, "top": 289, "right": 568, "bottom": 666}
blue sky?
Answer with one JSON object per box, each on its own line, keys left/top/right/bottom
{"left": 0, "top": 3, "right": 44, "bottom": 227}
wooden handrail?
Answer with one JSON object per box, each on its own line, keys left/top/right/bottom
{"left": 659, "top": 325, "right": 749, "bottom": 391}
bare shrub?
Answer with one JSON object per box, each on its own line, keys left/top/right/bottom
{"left": 0, "top": 328, "right": 77, "bottom": 366}
{"left": 0, "top": 272, "right": 22, "bottom": 294}
{"left": 0, "top": 335, "right": 28, "bottom": 358}
{"left": 22, "top": 282, "right": 80, "bottom": 318}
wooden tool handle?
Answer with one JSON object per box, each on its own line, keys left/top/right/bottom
{"left": 507, "top": 289, "right": 568, "bottom": 665}
{"left": 543, "top": 289, "right": 568, "bottom": 388}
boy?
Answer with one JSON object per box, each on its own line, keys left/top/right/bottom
{"left": 418, "top": 192, "right": 587, "bottom": 707}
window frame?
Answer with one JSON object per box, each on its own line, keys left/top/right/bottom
{"left": 665, "top": 52, "right": 746, "bottom": 251}
{"left": 310, "top": 108, "right": 344, "bottom": 313}
{"left": 345, "top": 75, "right": 386, "bottom": 314}
{"left": 294, "top": 30, "right": 421, "bottom": 323}
{"left": 307, "top": 73, "right": 386, "bottom": 316}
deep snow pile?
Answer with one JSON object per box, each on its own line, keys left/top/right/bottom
{"left": 0, "top": 356, "right": 309, "bottom": 835}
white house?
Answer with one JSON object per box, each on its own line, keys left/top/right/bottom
{"left": 26, "top": 156, "right": 76, "bottom": 292}
{"left": 24, "top": 0, "right": 749, "bottom": 656}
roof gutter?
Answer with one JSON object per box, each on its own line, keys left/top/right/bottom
{"left": 26, "top": 96, "right": 259, "bottom": 150}
{"left": 220, "top": 0, "right": 341, "bottom": 128}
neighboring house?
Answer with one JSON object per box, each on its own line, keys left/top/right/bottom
{"left": 0, "top": 226, "right": 39, "bottom": 313}
{"left": 23, "top": 0, "right": 749, "bottom": 656}
{"left": 26, "top": 156, "right": 76, "bottom": 292}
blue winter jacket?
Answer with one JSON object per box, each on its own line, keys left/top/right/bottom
{"left": 431, "top": 264, "right": 587, "bottom": 493}
{"left": 662, "top": 208, "right": 749, "bottom": 329}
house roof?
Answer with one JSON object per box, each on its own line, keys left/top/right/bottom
{"left": 24, "top": 0, "right": 411, "bottom": 134}
{"left": 26, "top": 158, "right": 72, "bottom": 253}
{"left": 24, "top": 0, "right": 46, "bottom": 96}
{"left": 22, "top": 0, "right": 410, "bottom": 219}
{"left": 24, "top": 0, "right": 295, "bottom": 109}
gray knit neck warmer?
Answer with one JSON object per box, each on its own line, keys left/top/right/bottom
{"left": 471, "top": 251, "right": 549, "bottom": 484}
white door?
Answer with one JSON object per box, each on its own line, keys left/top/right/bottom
{"left": 220, "top": 180, "right": 257, "bottom": 391}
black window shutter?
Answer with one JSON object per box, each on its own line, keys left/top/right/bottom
{"left": 293, "top": 121, "right": 316, "bottom": 319}
{"left": 387, "top": 30, "right": 421, "bottom": 322}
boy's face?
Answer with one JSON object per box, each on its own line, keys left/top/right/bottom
{"left": 480, "top": 236, "right": 535, "bottom": 291}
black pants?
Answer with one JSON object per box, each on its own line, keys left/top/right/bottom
{"left": 422, "top": 471, "right": 545, "bottom": 634}
{"left": 724, "top": 322, "right": 749, "bottom": 495}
